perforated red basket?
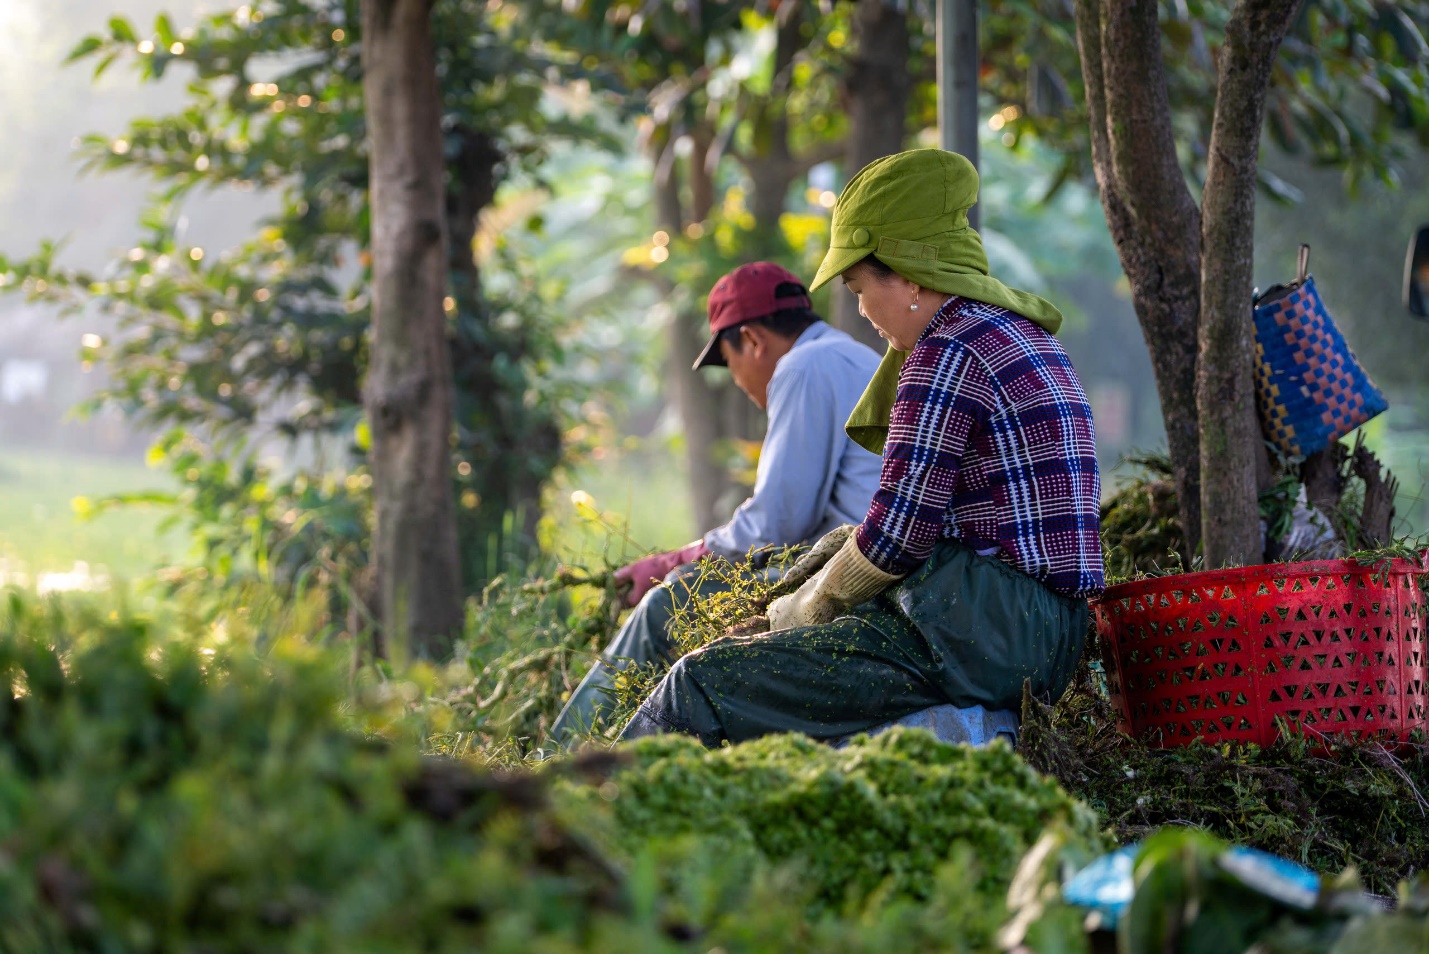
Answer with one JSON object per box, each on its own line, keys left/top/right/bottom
{"left": 1092, "top": 556, "right": 1429, "bottom": 749}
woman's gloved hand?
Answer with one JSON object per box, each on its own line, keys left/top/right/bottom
{"left": 780, "top": 524, "right": 855, "bottom": 584}
{"left": 766, "top": 534, "right": 903, "bottom": 630}
{"left": 614, "top": 540, "right": 710, "bottom": 607}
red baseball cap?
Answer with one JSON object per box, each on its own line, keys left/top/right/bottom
{"left": 692, "top": 262, "right": 813, "bottom": 370}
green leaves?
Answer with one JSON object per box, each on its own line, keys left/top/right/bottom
{"left": 64, "top": 35, "right": 105, "bottom": 64}
{"left": 981, "top": 2, "right": 1429, "bottom": 197}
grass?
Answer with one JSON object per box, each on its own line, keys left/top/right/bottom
{"left": 0, "top": 447, "right": 187, "bottom": 576}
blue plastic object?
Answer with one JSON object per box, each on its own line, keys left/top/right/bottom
{"left": 1062, "top": 845, "right": 1137, "bottom": 928}
{"left": 1063, "top": 841, "right": 1320, "bottom": 930}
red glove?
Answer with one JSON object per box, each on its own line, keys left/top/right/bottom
{"left": 614, "top": 540, "right": 709, "bottom": 607}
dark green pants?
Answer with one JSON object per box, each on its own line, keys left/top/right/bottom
{"left": 618, "top": 541, "right": 1088, "bottom": 747}
{"left": 549, "top": 563, "right": 779, "bottom": 745}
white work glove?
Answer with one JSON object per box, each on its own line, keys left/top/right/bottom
{"left": 766, "top": 534, "right": 903, "bottom": 630}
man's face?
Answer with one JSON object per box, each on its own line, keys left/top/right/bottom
{"left": 718, "top": 325, "right": 778, "bottom": 410}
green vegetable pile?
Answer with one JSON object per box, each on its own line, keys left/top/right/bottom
{"left": 557, "top": 729, "right": 1107, "bottom": 914}
{"left": 1100, "top": 452, "right": 1190, "bottom": 580}
{"left": 445, "top": 565, "right": 626, "bottom": 759}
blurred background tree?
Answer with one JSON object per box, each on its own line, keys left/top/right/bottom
{"left": 0, "top": 0, "right": 618, "bottom": 626}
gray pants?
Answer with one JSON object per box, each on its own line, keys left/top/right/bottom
{"left": 549, "top": 563, "right": 756, "bottom": 745}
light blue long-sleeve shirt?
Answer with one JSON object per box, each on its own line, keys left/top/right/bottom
{"left": 703, "top": 321, "right": 884, "bottom": 561}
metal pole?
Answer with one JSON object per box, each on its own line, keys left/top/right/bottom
{"left": 936, "top": 0, "right": 980, "bottom": 230}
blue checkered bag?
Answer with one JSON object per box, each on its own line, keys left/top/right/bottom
{"left": 1252, "top": 245, "right": 1388, "bottom": 459}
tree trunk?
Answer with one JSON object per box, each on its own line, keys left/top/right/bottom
{"left": 360, "top": 0, "right": 463, "bottom": 657}
{"left": 445, "top": 127, "right": 500, "bottom": 312}
{"left": 739, "top": 5, "right": 843, "bottom": 258}
{"left": 666, "top": 305, "right": 728, "bottom": 532}
{"left": 1196, "top": 0, "right": 1299, "bottom": 567}
{"left": 445, "top": 125, "right": 560, "bottom": 586}
{"left": 1073, "top": 0, "right": 1205, "bottom": 561}
{"left": 743, "top": 10, "right": 802, "bottom": 246}
{"left": 652, "top": 147, "right": 727, "bottom": 533}
{"left": 1351, "top": 435, "right": 1398, "bottom": 547}
{"left": 832, "top": 0, "right": 911, "bottom": 348}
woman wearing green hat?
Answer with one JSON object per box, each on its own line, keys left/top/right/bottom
{"left": 619, "top": 149, "right": 1104, "bottom": 746}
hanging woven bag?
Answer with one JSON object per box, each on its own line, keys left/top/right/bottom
{"left": 1251, "top": 244, "right": 1388, "bottom": 459}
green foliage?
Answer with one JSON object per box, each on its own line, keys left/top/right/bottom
{"left": 11, "top": 579, "right": 1429, "bottom": 952}
{"left": 979, "top": 1, "right": 1429, "bottom": 195}
{"left": 1100, "top": 452, "right": 1190, "bottom": 581}
{"left": 448, "top": 566, "right": 627, "bottom": 760}
{"left": 0, "top": 590, "right": 646, "bottom": 952}
{"left": 0, "top": 587, "right": 1100, "bottom": 954}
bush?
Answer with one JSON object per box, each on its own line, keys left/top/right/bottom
{"left": 9, "top": 585, "right": 1429, "bottom": 954}
{"left": 0, "top": 592, "right": 638, "bottom": 952}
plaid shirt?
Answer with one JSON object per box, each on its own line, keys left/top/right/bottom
{"left": 856, "top": 296, "right": 1104, "bottom": 597}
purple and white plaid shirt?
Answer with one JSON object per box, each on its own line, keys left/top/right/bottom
{"left": 855, "top": 296, "right": 1104, "bottom": 598}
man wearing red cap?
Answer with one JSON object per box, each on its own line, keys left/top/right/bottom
{"left": 549, "top": 262, "right": 883, "bottom": 745}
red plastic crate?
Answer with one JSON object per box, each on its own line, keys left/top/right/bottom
{"left": 1092, "top": 556, "right": 1429, "bottom": 748}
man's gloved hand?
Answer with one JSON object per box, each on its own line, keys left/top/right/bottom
{"left": 614, "top": 540, "right": 710, "bottom": 608}
{"left": 766, "top": 534, "right": 903, "bottom": 630}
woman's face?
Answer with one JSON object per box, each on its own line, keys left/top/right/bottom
{"left": 840, "top": 261, "right": 930, "bottom": 351}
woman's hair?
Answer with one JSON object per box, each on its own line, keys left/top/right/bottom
{"left": 856, "top": 254, "right": 900, "bottom": 279}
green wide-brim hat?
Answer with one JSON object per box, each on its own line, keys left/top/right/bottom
{"left": 812, "top": 148, "right": 1065, "bottom": 454}
{"left": 812, "top": 148, "right": 978, "bottom": 294}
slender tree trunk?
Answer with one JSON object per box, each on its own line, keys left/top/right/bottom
{"left": 1074, "top": 0, "right": 1204, "bottom": 561}
{"left": 444, "top": 127, "right": 500, "bottom": 312}
{"left": 832, "top": 0, "right": 911, "bottom": 348}
{"left": 743, "top": 10, "right": 800, "bottom": 244}
{"left": 360, "top": 0, "right": 463, "bottom": 657}
{"left": 652, "top": 148, "right": 727, "bottom": 533}
{"left": 739, "top": 5, "right": 842, "bottom": 258}
{"left": 445, "top": 126, "right": 560, "bottom": 585}
{"left": 1196, "top": 0, "right": 1300, "bottom": 567}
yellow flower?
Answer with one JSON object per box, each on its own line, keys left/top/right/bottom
{"left": 570, "top": 490, "right": 600, "bottom": 522}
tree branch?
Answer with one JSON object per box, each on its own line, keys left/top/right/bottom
{"left": 1100, "top": 0, "right": 1200, "bottom": 243}
{"left": 1072, "top": 0, "right": 1116, "bottom": 231}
